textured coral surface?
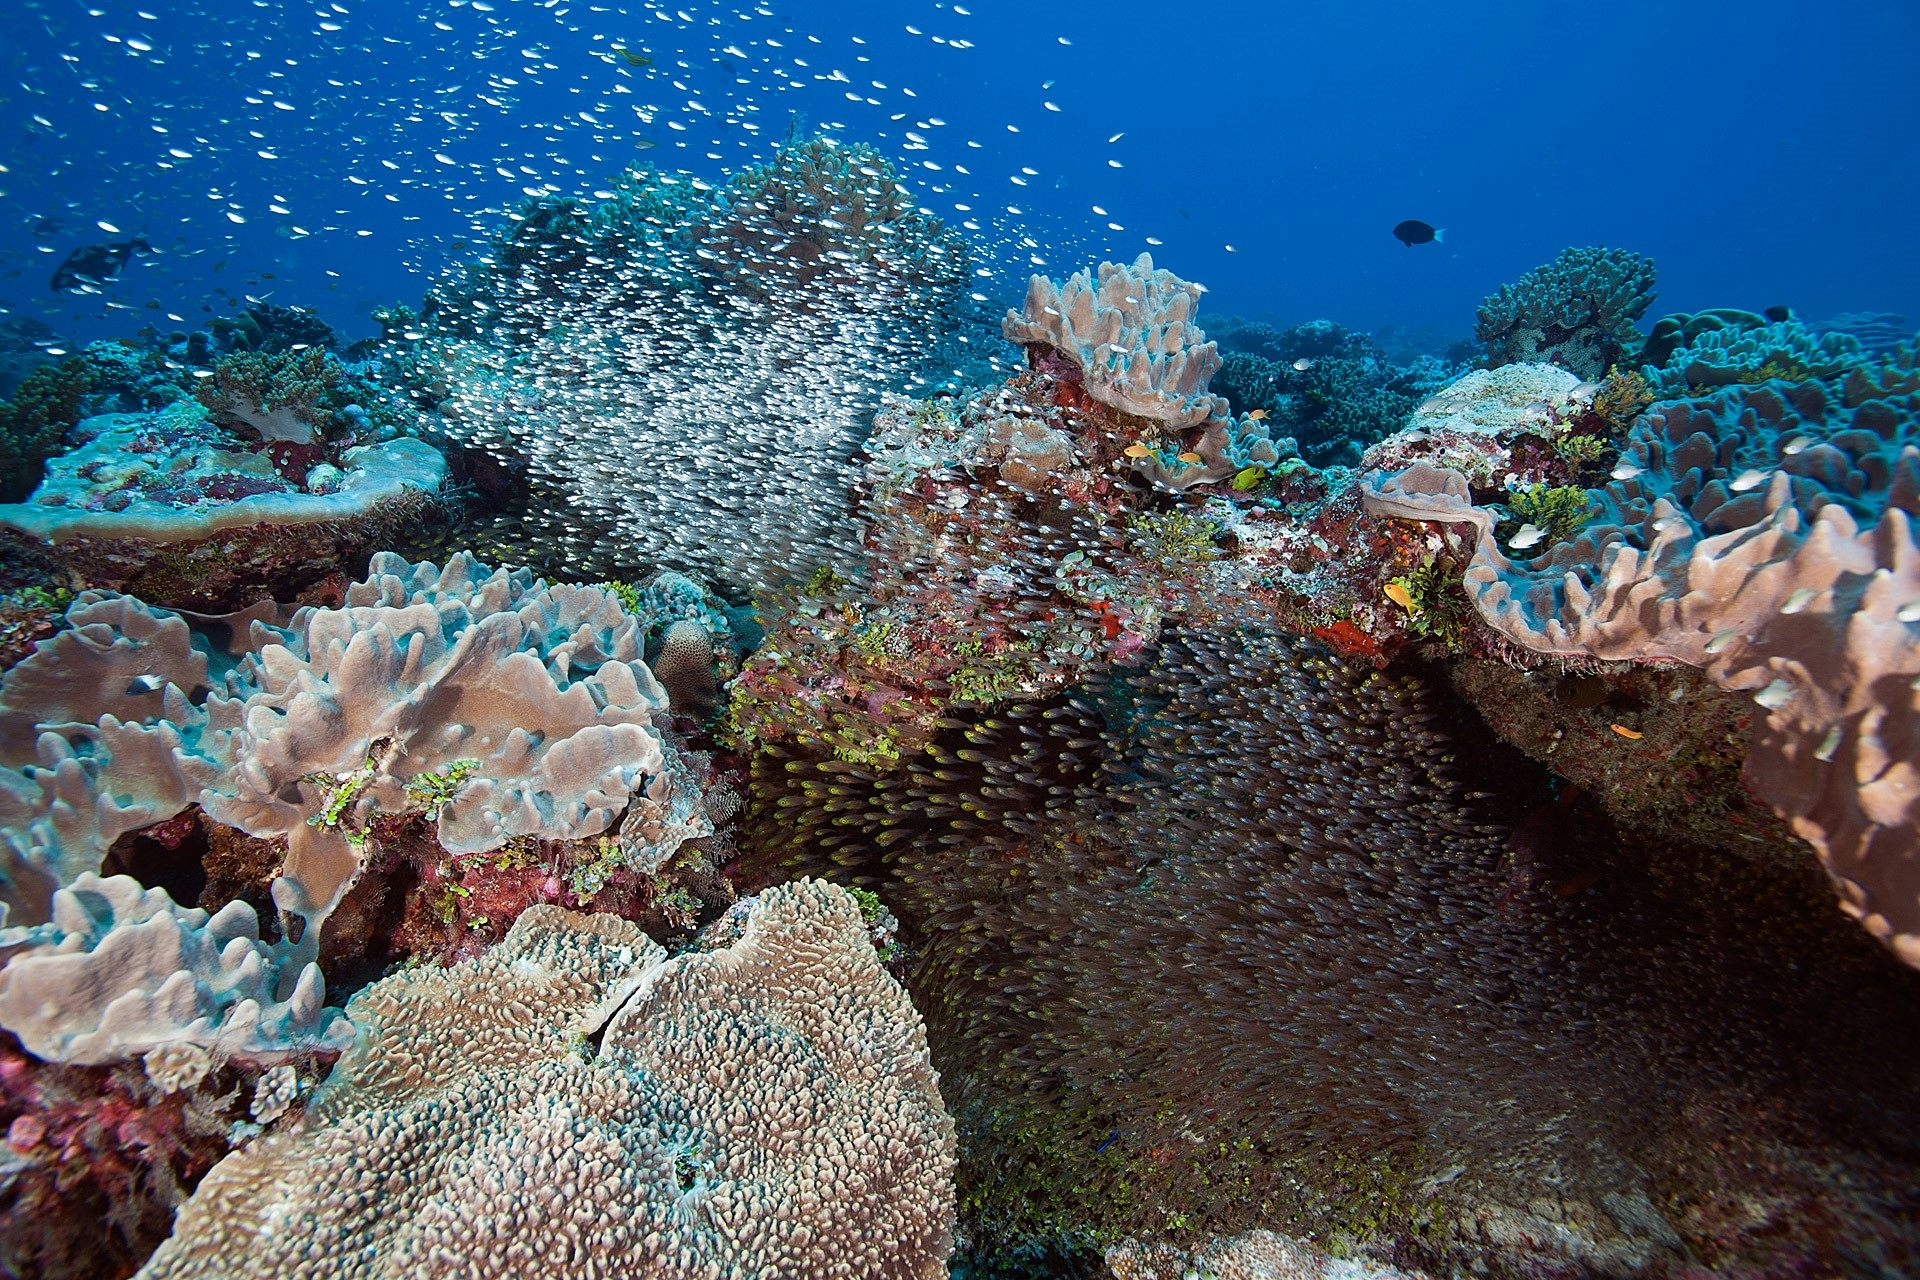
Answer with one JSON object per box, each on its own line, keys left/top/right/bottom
{"left": 136, "top": 881, "right": 955, "bottom": 1280}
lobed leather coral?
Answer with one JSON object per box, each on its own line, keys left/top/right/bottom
{"left": 0, "top": 592, "right": 225, "bottom": 923}
{"left": 1474, "top": 246, "right": 1657, "bottom": 378}
{"left": 0, "top": 872, "right": 350, "bottom": 1065}
{"left": 1004, "top": 251, "right": 1231, "bottom": 433}
{"left": 1364, "top": 370, "right": 1920, "bottom": 965}
{"left": 0, "top": 553, "right": 699, "bottom": 957}
{"left": 200, "top": 552, "right": 678, "bottom": 935}
{"left": 1646, "top": 315, "right": 1867, "bottom": 393}
{"left": 134, "top": 879, "right": 956, "bottom": 1280}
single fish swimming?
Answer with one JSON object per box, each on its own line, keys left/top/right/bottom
{"left": 50, "top": 236, "right": 151, "bottom": 292}
{"left": 1392, "top": 219, "right": 1444, "bottom": 247}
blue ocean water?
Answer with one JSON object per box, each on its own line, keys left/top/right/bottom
{"left": 5, "top": 0, "right": 1916, "bottom": 345}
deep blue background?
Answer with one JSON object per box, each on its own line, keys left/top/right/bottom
{"left": 2, "top": 0, "right": 1915, "bottom": 349}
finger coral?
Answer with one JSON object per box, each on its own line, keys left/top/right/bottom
{"left": 135, "top": 879, "right": 956, "bottom": 1280}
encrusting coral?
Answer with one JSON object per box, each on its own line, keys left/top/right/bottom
{"left": 135, "top": 879, "right": 956, "bottom": 1280}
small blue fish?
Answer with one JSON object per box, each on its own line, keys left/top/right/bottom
{"left": 1094, "top": 1129, "right": 1119, "bottom": 1154}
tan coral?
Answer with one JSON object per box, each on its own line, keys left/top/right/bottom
{"left": 1363, "top": 375, "right": 1920, "bottom": 966}
{"left": 1004, "top": 252, "right": 1229, "bottom": 430}
{"left": 135, "top": 879, "right": 956, "bottom": 1280}
{"left": 199, "top": 553, "right": 674, "bottom": 937}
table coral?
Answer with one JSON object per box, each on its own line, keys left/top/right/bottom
{"left": 135, "top": 880, "right": 955, "bottom": 1280}
{"left": 0, "top": 399, "right": 447, "bottom": 610}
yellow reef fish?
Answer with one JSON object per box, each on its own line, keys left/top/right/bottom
{"left": 1176, "top": 452, "right": 1203, "bottom": 465}
{"left": 1122, "top": 444, "right": 1153, "bottom": 459}
{"left": 1609, "top": 724, "right": 1643, "bottom": 740}
{"left": 1382, "top": 581, "right": 1415, "bottom": 611}
{"left": 1246, "top": 408, "right": 1269, "bottom": 421}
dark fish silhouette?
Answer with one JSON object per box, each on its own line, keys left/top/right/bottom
{"left": 1392, "top": 219, "right": 1444, "bottom": 247}
{"left": 1763, "top": 305, "right": 1793, "bottom": 323}
{"left": 50, "top": 236, "right": 151, "bottom": 292}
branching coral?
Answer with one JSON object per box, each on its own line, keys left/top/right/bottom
{"left": 135, "top": 881, "right": 956, "bottom": 1280}
{"left": 193, "top": 348, "right": 364, "bottom": 446}
{"left": 1212, "top": 321, "right": 1458, "bottom": 468}
{"left": 1475, "top": 247, "right": 1657, "bottom": 378}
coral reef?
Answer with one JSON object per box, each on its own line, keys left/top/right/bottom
{"left": 1647, "top": 316, "right": 1867, "bottom": 393}
{"left": 396, "top": 135, "right": 974, "bottom": 589}
{"left": 1364, "top": 368, "right": 1920, "bottom": 966}
{"left": 0, "top": 356, "right": 92, "bottom": 504}
{"left": 743, "top": 629, "right": 1920, "bottom": 1277}
{"left": 1212, "top": 320, "right": 1460, "bottom": 468}
{"left": 0, "top": 1031, "right": 309, "bottom": 1280}
{"left": 0, "top": 399, "right": 446, "bottom": 609}
{"left": 1109, "top": 1230, "right": 1427, "bottom": 1280}
{"left": 199, "top": 552, "right": 686, "bottom": 939}
{"left": 0, "top": 873, "right": 350, "bottom": 1065}
{"left": 136, "top": 881, "right": 955, "bottom": 1280}
{"left": 1475, "top": 247, "right": 1657, "bottom": 378}
{"left": 1, "top": 553, "right": 707, "bottom": 960}
{"left": 1004, "top": 252, "right": 1229, "bottom": 430}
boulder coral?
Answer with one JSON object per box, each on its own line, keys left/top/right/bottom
{"left": 135, "top": 880, "right": 956, "bottom": 1280}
